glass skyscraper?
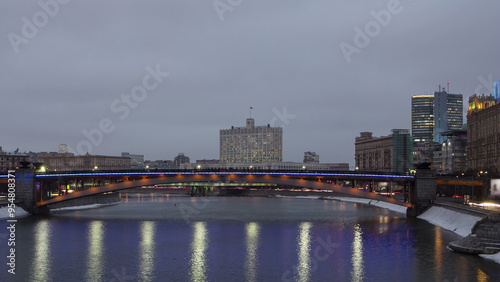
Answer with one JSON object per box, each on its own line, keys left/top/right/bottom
{"left": 411, "top": 95, "right": 434, "bottom": 143}
{"left": 411, "top": 90, "right": 463, "bottom": 144}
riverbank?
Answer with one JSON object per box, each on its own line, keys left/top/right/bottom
{"left": 0, "top": 205, "right": 29, "bottom": 219}
{"left": 274, "top": 195, "right": 408, "bottom": 214}
{"left": 417, "top": 204, "right": 486, "bottom": 237}
{"left": 416, "top": 202, "right": 500, "bottom": 264}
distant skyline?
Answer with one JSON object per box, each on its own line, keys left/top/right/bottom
{"left": 1, "top": 1, "right": 499, "bottom": 167}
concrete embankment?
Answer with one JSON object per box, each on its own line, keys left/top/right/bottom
{"left": 47, "top": 192, "right": 121, "bottom": 210}
{"left": 417, "top": 204, "right": 486, "bottom": 237}
{"left": 418, "top": 203, "right": 500, "bottom": 260}
{"left": 0, "top": 205, "right": 29, "bottom": 219}
{"left": 269, "top": 194, "right": 409, "bottom": 215}
{"left": 319, "top": 196, "right": 408, "bottom": 214}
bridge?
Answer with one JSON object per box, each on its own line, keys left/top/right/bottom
{"left": 5, "top": 168, "right": 437, "bottom": 217}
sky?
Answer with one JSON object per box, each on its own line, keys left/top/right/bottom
{"left": 1, "top": 0, "right": 499, "bottom": 167}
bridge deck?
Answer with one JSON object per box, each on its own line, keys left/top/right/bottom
{"left": 37, "top": 173, "right": 411, "bottom": 208}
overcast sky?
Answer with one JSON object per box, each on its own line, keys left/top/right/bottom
{"left": 1, "top": 1, "right": 499, "bottom": 167}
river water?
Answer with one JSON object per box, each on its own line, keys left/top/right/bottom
{"left": 1, "top": 195, "right": 499, "bottom": 281}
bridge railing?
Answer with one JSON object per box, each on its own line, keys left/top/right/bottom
{"left": 32, "top": 168, "right": 414, "bottom": 177}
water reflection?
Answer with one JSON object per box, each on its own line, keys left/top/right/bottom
{"left": 140, "top": 221, "right": 156, "bottom": 282}
{"left": 297, "top": 222, "right": 312, "bottom": 282}
{"left": 190, "top": 222, "right": 208, "bottom": 282}
{"left": 350, "top": 223, "right": 364, "bottom": 282}
{"left": 31, "top": 220, "right": 51, "bottom": 281}
{"left": 434, "top": 225, "right": 443, "bottom": 282}
{"left": 477, "top": 268, "right": 488, "bottom": 282}
{"left": 86, "top": 221, "right": 104, "bottom": 281}
{"left": 245, "top": 222, "right": 260, "bottom": 282}
{"left": 378, "top": 216, "right": 389, "bottom": 234}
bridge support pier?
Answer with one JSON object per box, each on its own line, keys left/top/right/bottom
{"left": 16, "top": 168, "right": 49, "bottom": 215}
{"left": 407, "top": 169, "right": 436, "bottom": 218}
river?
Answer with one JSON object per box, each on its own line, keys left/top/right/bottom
{"left": 1, "top": 195, "right": 499, "bottom": 281}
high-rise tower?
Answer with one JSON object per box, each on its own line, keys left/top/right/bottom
{"left": 411, "top": 88, "right": 463, "bottom": 144}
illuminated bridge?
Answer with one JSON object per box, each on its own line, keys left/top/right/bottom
{"left": 5, "top": 168, "right": 437, "bottom": 216}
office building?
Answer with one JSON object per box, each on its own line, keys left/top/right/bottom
{"left": 122, "top": 152, "right": 145, "bottom": 169}
{"left": 0, "top": 147, "right": 28, "bottom": 172}
{"left": 412, "top": 88, "right": 463, "bottom": 144}
{"left": 433, "top": 129, "right": 467, "bottom": 174}
{"left": 411, "top": 95, "right": 434, "bottom": 143}
{"left": 220, "top": 118, "right": 283, "bottom": 163}
{"left": 467, "top": 93, "right": 500, "bottom": 173}
{"left": 34, "top": 152, "right": 131, "bottom": 172}
{"left": 58, "top": 144, "right": 68, "bottom": 154}
{"left": 303, "top": 152, "right": 319, "bottom": 164}
{"left": 195, "top": 159, "right": 220, "bottom": 165}
{"left": 413, "top": 142, "right": 440, "bottom": 167}
{"left": 174, "top": 153, "right": 190, "bottom": 166}
{"left": 355, "top": 129, "right": 413, "bottom": 174}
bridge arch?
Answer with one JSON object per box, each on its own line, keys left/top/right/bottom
{"left": 38, "top": 173, "right": 410, "bottom": 208}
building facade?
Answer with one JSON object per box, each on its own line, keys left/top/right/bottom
{"left": 303, "top": 152, "right": 319, "bottom": 163}
{"left": 412, "top": 89, "right": 463, "bottom": 144}
{"left": 0, "top": 147, "right": 28, "bottom": 172}
{"left": 180, "top": 161, "right": 349, "bottom": 171}
{"left": 220, "top": 118, "right": 283, "bottom": 163}
{"left": 58, "top": 144, "right": 68, "bottom": 154}
{"left": 411, "top": 95, "right": 435, "bottom": 143}
{"left": 355, "top": 130, "right": 413, "bottom": 174}
{"left": 122, "top": 152, "right": 145, "bottom": 169}
{"left": 433, "top": 129, "right": 467, "bottom": 174}
{"left": 34, "top": 153, "right": 131, "bottom": 172}
{"left": 413, "top": 142, "right": 441, "bottom": 168}
{"left": 173, "top": 153, "right": 190, "bottom": 166}
{"left": 467, "top": 94, "right": 500, "bottom": 173}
